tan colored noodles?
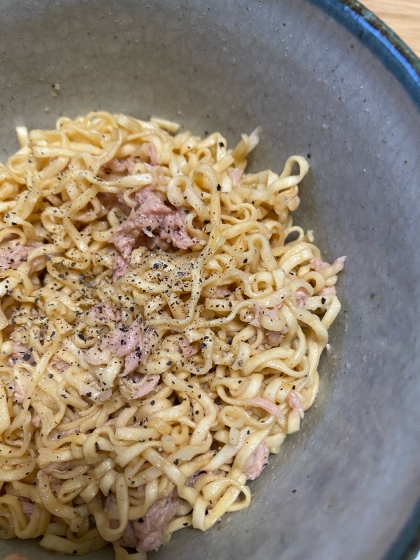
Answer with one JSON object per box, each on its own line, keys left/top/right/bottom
{"left": 0, "top": 112, "right": 345, "bottom": 559}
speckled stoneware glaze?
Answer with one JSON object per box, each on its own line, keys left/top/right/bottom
{"left": 0, "top": 1, "right": 420, "bottom": 559}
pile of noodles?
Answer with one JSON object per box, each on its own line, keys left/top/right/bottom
{"left": 0, "top": 112, "right": 344, "bottom": 560}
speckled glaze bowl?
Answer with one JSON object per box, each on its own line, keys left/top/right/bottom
{"left": 1, "top": 1, "right": 420, "bottom": 559}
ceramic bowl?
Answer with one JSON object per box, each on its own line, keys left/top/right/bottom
{"left": 1, "top": 1, "right": 420, "bottom": 559}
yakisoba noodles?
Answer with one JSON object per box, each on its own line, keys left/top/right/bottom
{"left": 0, "top": 112, "right": 345, "bottom": 559}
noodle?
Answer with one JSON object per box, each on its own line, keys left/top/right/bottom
{"left": 0, "top": 112, "right": 345, "bottom": 557}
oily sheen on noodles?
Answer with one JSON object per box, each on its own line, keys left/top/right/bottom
{"left": 0, "top": 112, "right": 345, "bottom": 560}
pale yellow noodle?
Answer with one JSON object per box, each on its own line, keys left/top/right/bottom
{"left": 0, "top": 112, "right": 345, "bottom": 558}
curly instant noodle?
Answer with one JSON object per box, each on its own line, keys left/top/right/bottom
{"left": 0, "top": 112, "right": 345, "bottom": 559}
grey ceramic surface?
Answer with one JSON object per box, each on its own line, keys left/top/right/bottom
{"left": 1, "top": 1, "right": 420, "bottom": 559}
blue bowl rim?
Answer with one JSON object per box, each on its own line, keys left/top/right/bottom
{"left": 312, "top": 0, "right": 420, "bottom": 106}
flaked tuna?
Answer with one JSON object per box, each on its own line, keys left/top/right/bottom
{"left": 243, "top": 442, "right": 269, "bottom": 480}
